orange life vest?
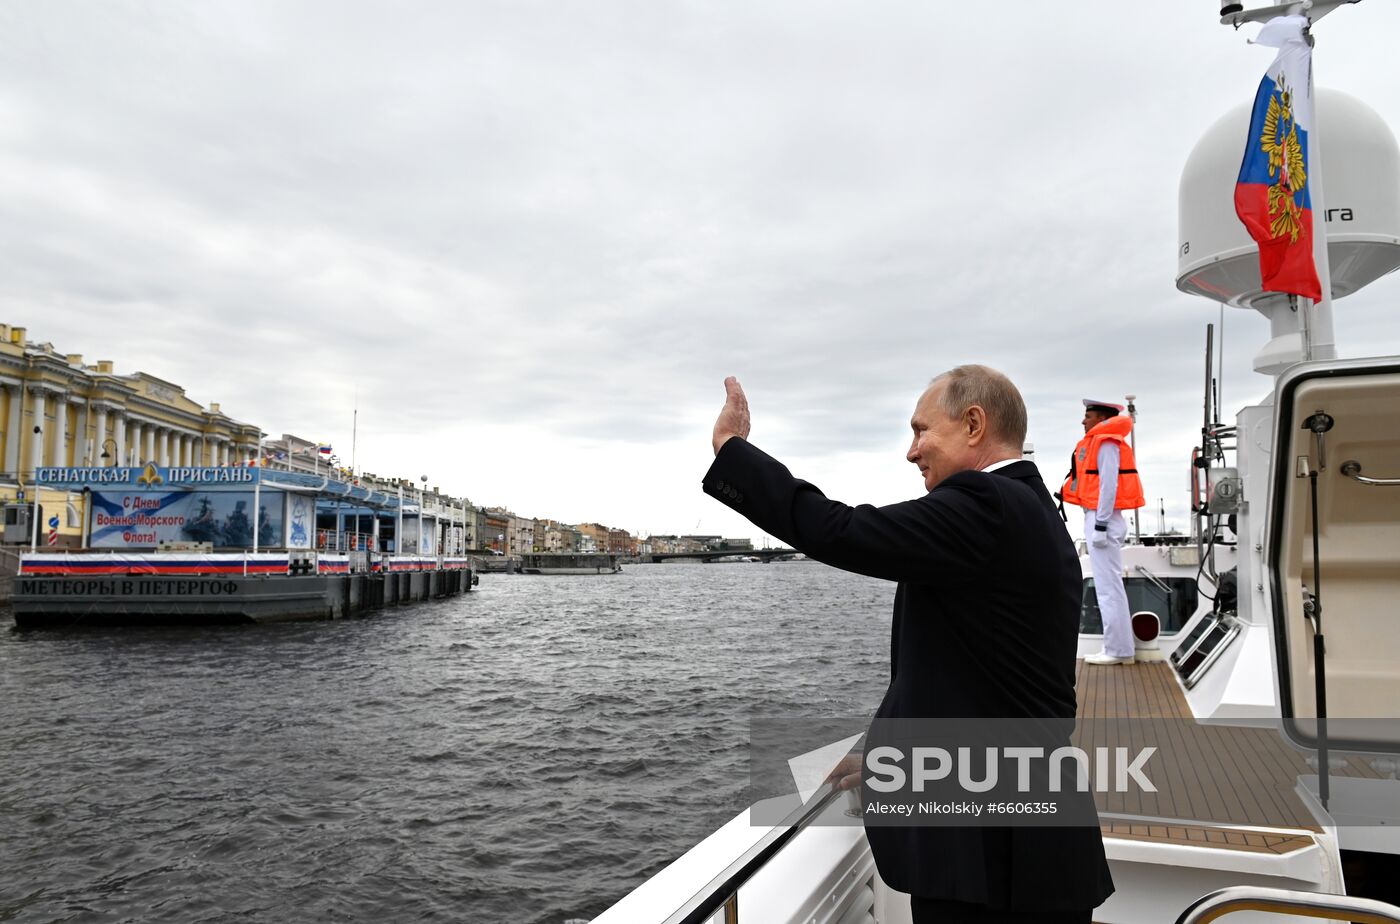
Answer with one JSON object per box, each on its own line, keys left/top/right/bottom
{"left": 1060, "top": 415, "right": 1145, "bottom": 511}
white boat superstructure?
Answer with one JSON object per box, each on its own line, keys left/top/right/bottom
{"left": 595, "top": 4, "right": 1400, "bottom": 922}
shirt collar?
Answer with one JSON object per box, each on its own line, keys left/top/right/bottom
{"left": 980, "top": 458, "right": 1022, "bottom": 473}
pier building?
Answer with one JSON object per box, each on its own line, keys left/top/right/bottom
{"left": 0, "top": 325, "right": 654, "bottom": 569}
{"left": 0, "top": 327, "right": 478, "bottom": 559}
{"left": 0, "top": 325, "right": 263, "bottom": 548}
{"left": 537, "top": 519, "right": 582, "bottom": 553}
{"left": 480, "top": 509, "right": 511, "bottom": 554}
{"left": 0, "top": 326, "right": 263, "bottom": 480}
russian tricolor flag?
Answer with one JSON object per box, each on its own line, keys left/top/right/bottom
{"left": 1234, "top": 15, "right": 1322, "bottom": 301}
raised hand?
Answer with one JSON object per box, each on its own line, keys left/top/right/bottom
{"left": 712, "top": 375, "right": 751, "bottom": 455}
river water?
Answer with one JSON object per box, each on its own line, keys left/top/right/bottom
{"left": 0, "top": 562, "right": 893, "bottom": 923}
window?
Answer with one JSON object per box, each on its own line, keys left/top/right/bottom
{"left": 1080, "top": 576, "right": 1198, "bottom": 635}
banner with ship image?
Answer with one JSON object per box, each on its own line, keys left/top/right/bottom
{"left": 284, "top": 492, "right": 313, "bottom": 549}
{"left": 89, "top": 489, "right": 285, "bottom": 549}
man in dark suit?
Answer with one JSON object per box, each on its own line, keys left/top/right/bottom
{"left": 704, "top": 366, "right": 1113, "bottom": 924}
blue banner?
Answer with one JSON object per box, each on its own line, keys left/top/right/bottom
{"left": 37, "top": 465, "right": 259, "bottom": 488}
{"left": 90, "top": 489, "right": 284, "bottom": 549}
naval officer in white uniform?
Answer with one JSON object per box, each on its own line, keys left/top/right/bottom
{"left": 1061, "top": 399, "right": 1145, "bottom": 666}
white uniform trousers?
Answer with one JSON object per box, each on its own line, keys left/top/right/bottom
{"left": 1085, "top": 509, "right": 1133, "bottom": 658}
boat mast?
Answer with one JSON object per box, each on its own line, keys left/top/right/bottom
{"left": 1125, "top": 394, "right": 1141, "bottom": 542}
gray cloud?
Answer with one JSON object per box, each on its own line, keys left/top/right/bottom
{"left": 6, "top": 1, "right": 1400, "bottom": 535}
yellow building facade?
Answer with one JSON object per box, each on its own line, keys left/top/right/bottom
{"left": 2, "top": 324, "right": 263, "bottom": 540}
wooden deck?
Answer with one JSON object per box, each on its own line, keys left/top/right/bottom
{"left": 1074, "top": 660, "right": 1375, "bottom": 851}
{"left": 1076, "top": 657, "right": 1194, "bottom": 720}
{"left": 1099, "top": 821, "right": 1315, "bottom": 855}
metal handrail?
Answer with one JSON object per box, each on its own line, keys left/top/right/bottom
{"left": 1133, "top": 564, "right": 1173, "bottom": 597}
{"left": 664, "top": 785, "right": 847, "bottom": 924}
{"left": 1175, "top": 886, "right": 1400, "bottom": 924}
{"left": 1340, "top": 460, "right": 1400, "bottom": 486}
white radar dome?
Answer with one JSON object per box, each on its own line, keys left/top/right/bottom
{"left": 1177, "top": 89, "right": 1400, "bottom": 311}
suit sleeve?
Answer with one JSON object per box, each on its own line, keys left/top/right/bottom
{"left": 702, "top": 438, "right": 999, "bottom": 584}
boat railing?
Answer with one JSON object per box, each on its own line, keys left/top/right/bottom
{"left": 1175, "top": 886, "right": 1400, "bottom": 924}
{"left": 661, "top": 785, "right": 847, "bottom": 924}
{"left": 663, "top": 844, "right": 1400, "bottom": 924}
{"left": 315, "top": 529, "right": 377, "bottom": 552}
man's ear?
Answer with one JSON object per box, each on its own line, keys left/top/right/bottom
{"left": 964, "top": 406, "right": 988, "bottom": 445}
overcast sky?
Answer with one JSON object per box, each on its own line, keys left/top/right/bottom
{"left": 6, "top": 2, "right": 1400, "bottom": 543}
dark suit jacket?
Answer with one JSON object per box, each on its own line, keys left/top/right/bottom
{"left": 703, "top": 438, "right": 1114, "bottom": 911}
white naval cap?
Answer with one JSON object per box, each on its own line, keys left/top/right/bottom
{"left": 1082, "top": 398, "right": 1125, "bottom": 412}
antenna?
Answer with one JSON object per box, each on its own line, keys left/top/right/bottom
{"left": 1219, "top": 0, "right": 1358, "bottom": 29}
{"left": 1218, "top": 301, "right": 1225, "bottom": 429}
{"left": 1126, "top": 394, "right": 1141, "bottom": 543}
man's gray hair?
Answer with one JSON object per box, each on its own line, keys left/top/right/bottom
{"left": 930, "top": 365, "right": 1028, "bottom": 449}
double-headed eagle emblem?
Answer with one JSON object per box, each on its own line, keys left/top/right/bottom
{"left": 1259, "top": 74, "right": 1308, "bottom": 243}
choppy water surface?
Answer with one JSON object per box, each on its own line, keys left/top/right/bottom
{"left": 0, "top": 562, "right": 892, "bottom": 923}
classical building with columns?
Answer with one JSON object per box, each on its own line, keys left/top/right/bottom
{"left": 0, "top": 324, "right": 263, "bottom": 488}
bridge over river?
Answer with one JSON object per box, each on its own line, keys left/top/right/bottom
{"left": 643, "top": 548, "right": 802, "bottom": 564}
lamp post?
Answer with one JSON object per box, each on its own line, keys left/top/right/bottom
{"left": 419, "top": 475, "right": 428, "bottom": 556}
{"left": 1125, "top": 394, "right": 1141, "bottom": 543}
{"left": 30, "top": 425, "right": 42, "bottom": 551}
{"left": 394, "top": 481, "right": 403, "bottom": 558}
{"left": 329, "top": 454, "right": 342, "bottom": 549}
{"left": 99, "top": 438, "right": 118, "bottom": 467}
{"left": 81, "top": 485, "right": 92, "bottom": 547}
{"left": 251, "top": 431, "right": 264, "bottom": 562}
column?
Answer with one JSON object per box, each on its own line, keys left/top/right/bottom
{"left": 112, "top": 413, "right": 126, "bottom": 465}
{"left": 4, "top": 384, "right": 20, "bottom": 475}
{"left": 143, "top": 425, "right": 155, "bottom": 465}
{"left": 94, "top": 407, "right": 108, "bottom": 465}
{"left": 158, "top": 428, "right": 169, "bottom": 466}
{"left": 126, "top": 421, "right": 139, "bottom": 464}
{"left": 29, "top": 387, "right": 46, "bottom": 473}
{"left": 133, "top": 422, "right": 145, "bottom": 464}
{"left": 72, "top": 398, "right": 88, "bottom": 465}
{"left": 60, "top": 397, "right": 74, "bottom": 470}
